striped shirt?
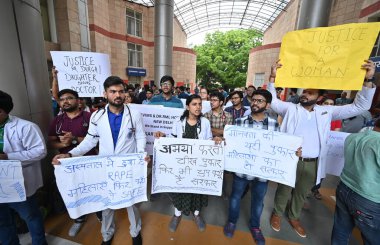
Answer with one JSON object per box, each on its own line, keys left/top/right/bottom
{"left": 234, "top": 112, "right": 280, "bottom": 181}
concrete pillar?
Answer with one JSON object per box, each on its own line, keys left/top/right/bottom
{"left": 296, "top": 0, "right": 333, "bottom": 30}
{"left": 0, "top": 0, "right": 51, "bottom": 134}
{"left": 154, "top": 0, "right": 173, "bottom": 87}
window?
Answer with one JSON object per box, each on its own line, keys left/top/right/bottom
{"left": 40, "top": 0, "right": 57, "bottom": 42}
{"left": 78, "top": 0, "right": 90, "bottom": 51}
{"left": 128, "top": 43, "right": 143, "bottom": 67}
{"left": 254, "top": 73, "right": 265, "bottom": 87}
{"left": 126, "top": 8, "right": 142, "bottom": 37}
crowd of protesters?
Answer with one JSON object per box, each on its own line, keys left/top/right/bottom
{"left": 0, "top": 59, "right": 378, "bottom": 245}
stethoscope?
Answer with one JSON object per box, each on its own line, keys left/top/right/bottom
{"left": 55, "top": 112, "right": 88, "bottom": 135}
{"left": 181, "top": 117, "right": 201, "bottom": 139}
{"left": 88, "top": 105, "right": 135, "bottom": 139}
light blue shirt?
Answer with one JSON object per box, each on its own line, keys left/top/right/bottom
{"left": 149, "top": 94, "right": 184, "bottom": 108}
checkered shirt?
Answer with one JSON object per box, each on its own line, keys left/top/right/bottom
{"left": 234, "top": 112, "right": 280, "bottom": 181}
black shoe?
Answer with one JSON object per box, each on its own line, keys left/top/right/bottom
{"left": 101, "top": 235, "right": 114, "bottom": 245}
{"left": 132, "top": 232, "right": 142, "bottom": 245}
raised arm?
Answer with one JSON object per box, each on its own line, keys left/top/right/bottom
{"left": 331, "top": 60, "right": 376, "bottom": 120}
{"left": 267, "top": 60, "right": 295, "bottom": 117}
{"left": 51, "top": 66, "right": 59, "bottom": 101}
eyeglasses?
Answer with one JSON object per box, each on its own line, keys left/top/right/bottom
{"left": 161, "top": 82, "right": 172, "bottom": 87}
{"left": 59, "top": 96, "right": 76, "bottom": 102}
{"left": 252, "top": 99, "right": 266, "bottom": 104}
{"left": 210, "top": 99, "right": 220, "bottom": 102}
{"left": 231, "top": 96, "right": 241, "bottom": 100}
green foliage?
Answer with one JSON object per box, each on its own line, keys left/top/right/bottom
{"left": 194, "top": 29, "right": 262, "bottom": 90}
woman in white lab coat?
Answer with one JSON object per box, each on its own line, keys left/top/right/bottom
{"left": 155, "top": 94, "right": 222, "bottom": 233}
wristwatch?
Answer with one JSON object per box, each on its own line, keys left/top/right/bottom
{"left": 365, "top": 76, "right": 375, "bottom": 82}
{"left": 71, "top": 136, "right": 78, "bottom": 145}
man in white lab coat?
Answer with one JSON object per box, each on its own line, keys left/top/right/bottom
{"left": 53, "top": 76, "right": 147, "bottom": 245}
{"left": 0, "top": 90, "right": 47, "bottom": 245}
{"left": 268, "top": 60, "right": 376, "bottom": 238}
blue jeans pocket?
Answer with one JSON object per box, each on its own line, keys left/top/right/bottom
{"left": 353, "top": 198, "right": 380, "bottom": 230}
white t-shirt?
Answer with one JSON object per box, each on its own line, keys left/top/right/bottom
{"left": 293, "top": 107, "right": 320, "bottom": 158}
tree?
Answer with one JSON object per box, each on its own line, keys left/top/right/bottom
{"left": 194, "top": 29, "right": 262, "bottom": 90}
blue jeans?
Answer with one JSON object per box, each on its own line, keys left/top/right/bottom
{"left": 331, "top": 182, "right": 380, "bottom": 245}
{"left": 0, "top": 194, "right": 47, "bottom": 245}
{"left": 228, "top": 174, "right": 268, "bottom": 228}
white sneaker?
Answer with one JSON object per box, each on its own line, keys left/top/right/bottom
{"left": 68, "top": 222, "right": 84, "bottom": 237}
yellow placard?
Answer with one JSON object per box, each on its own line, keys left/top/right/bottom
{"left": 276, "top": 23, "right": 380, "bottom": 90}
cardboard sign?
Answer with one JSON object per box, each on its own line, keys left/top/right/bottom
{"left": 276, "top": 23, "right": 380, "bottom": 90}
{"left": 55, "top": 154, "right": 147, "bottom": 219}
{"left": 51, "top": 51, "right": 111, "bottom": 97}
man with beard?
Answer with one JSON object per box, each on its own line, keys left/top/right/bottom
{"left": 149, "top": 75, "right": 183, "bottom": 108}
{"left": 52, "top": 76, "right": 147, "bottom": 245}
{"left": 225, "top": 91, "right": 248, "bottom": 123}
{"left": 268, "top": 60, "right": 376, "bottom": 238}
{"left": 48, "top": 89, "right": 98, "bottom": 237}
{"left": 224, "top": 89, "right": 288, "bottom": 245}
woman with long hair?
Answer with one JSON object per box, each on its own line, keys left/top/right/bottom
{"left": 154, "top": 94, "right": 222, "bottom": 233}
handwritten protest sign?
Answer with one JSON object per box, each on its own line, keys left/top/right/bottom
{"left": 129, "top": 104, "right": 184, "bottom": 155}
{"left": 51, "top": 51, "right": 111, "bottom": 97}
{"left": 152, "top": 138, "right": 224, "bottom": 196}
{"left": 324, "top": 131, "right": 350, "bottom": 176}
{"left": 224, "top": 125, "right": 302, "bottom": 187}
{"left": 0, "top": 160, "right": 26, "bottom": 203}
{"left": 55, "top": 154, "right": 147, "bottom": 219}
{"left": 276, "top": 23, "right": 380, "bottom": 90}
{"left": 202, "top": 101, "right": 212, "bottom": 114}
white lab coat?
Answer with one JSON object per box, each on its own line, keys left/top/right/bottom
{"left": 68, "top": 104, "right": 146, "bottom": 239}
{"left": 70, "top": 104, "right": 146, "bottom": 156}
{"left": 268, "top": 83, "right": 376, "bottom": 184}
{"left": 3, "top": 116, "right": 46, "bottom": 197}
{"left": 171, "top": 116, "right": 213, "bottom": 140}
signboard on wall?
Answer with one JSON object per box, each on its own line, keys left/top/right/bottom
{"left": 126, "top": 67, "right": 146, "bottom": 77}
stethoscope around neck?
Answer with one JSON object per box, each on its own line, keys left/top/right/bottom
{"left": 55, "top": 112, "right": 88, "bottom": 135}
{"left": 181, "top": 117, "right": 201, "bottom": 139}
{"left": 88, "top": 105, "right": 135, "bottom": 139}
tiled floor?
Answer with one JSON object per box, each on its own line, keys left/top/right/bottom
{"left": 41, "top": 174, "right": 361, "bottom": 245}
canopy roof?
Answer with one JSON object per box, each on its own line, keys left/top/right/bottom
{"left": 127, "top": 0, "right": 290, "bottom": 37}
